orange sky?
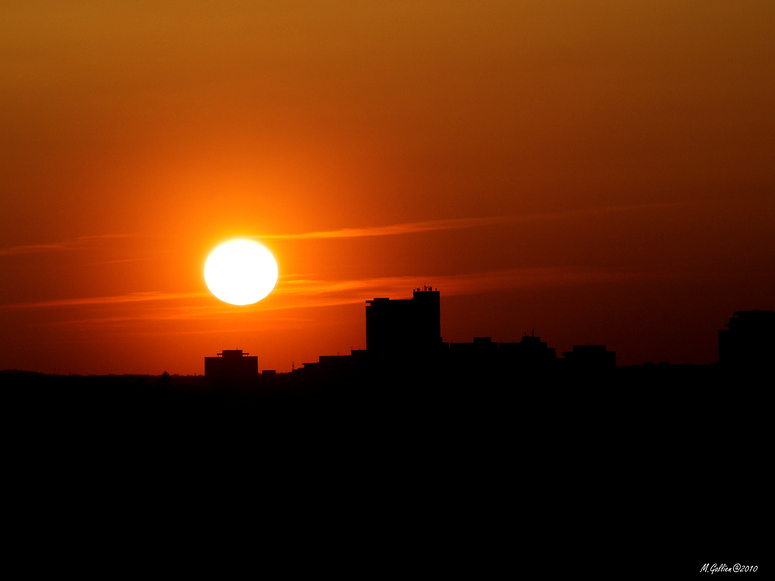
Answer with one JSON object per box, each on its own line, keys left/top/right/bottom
{"left": 2, "top": 1, "right": 773, "bottom": 374}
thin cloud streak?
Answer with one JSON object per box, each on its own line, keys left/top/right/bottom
{"left": 6, "top": 267, "right": 644, "bottom": 324}
{"left": 3, "top": 291, "right": 208, "bottom": 310}
{"left": 89, "top": 258, "right": 145, "bottom": 265}
{"left": 258, "top": 202, "right": 686, "bottom": 241}
{"left": 0, "top": 234, "right": 136, "bottom": 256}
{"left": 0, "top": 243, "right": 69, "bottom": 256}
{"left": 273, "top": 267, "right": 642, "bottom": 304}
{"left": 261, "top": 216, "right": 518, "bottom": 240}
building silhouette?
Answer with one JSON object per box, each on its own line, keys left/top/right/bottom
{"left": 562, "top": 344, "right": 616, "bottom": 368}
{"left": 719, "top": 310, "right": 775, "bottom": 368}
{"left": 212, "top": 289, "right": 627, "bottom": 382}
{"left": 498, "top": 331, "right": 558, "bottom": 368}
{"left": 366, "top": 287, "right": 442, "bottom": 355}
{"left": 295, "top": 291, "right": 567, "bottom": 376}
{"left": 449, "top": 336, "right": 499, "bottom": 356}
{"left": 204, "top": 349, "right": 258, "bottom": 382}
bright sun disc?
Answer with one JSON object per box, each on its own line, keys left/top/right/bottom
{"left": 205, "top": 240, "right": 278, "bottom": 305}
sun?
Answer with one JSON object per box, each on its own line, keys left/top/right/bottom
{"left": 204, "top": 240, "right": 278, "bottom": 305}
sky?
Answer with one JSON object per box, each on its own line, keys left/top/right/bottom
{"left": 1, "top": 1, "right": 773, "bottom": 374}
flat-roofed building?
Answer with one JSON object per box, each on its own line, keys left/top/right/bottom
{"left": 205, "top": 349, "right": 258, "bottom": 382}
{"left": 366, "top": 287, "right": 442, "bottom": 355}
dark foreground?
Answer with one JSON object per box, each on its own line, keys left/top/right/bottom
{"left": 2, "top": 364, "right": 767, "bottom": 574}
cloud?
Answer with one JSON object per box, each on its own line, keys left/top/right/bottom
{"left": 257, "top": 202, "right": 686, "bottom": 241}
{"left": 0, "top": 242, "right": 70, "bottom": 256}
{"left": 273, "top": 267, "right": 640, "bottom": 306}
{"left": 260, "top": 216, "right": 518, "bottom": 240}
{"left": 89, "top": 258, "right": 144, "bottom": 265}
{"left": 3, "top": 266, "right": 643, "bottom": 324}
{"left": 0, "top": 234, "right": 136, "bottom": 256}
{"left": 3, "top": 291, "right": 208, "bottom": 310}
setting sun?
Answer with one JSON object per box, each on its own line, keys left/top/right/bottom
{"left": 204, "top": 240, "right": 278, "bottom": 306}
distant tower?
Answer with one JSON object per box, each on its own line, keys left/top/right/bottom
{"left": 365, "top": 288, "right": 441, "bottom": 355}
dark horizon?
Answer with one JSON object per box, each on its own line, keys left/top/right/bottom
{"left": 4, "top": 292, "right": 771, "bottom": 379}
{"left": 3, "top": 294, "right": 767, "bottom": 573}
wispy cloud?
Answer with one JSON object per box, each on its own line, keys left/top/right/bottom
{"left": 3, "top": 266, "right": 645, "bottom": 321}
{"left": 89, "top": 258, "right": 144, "bottom": 265}
{"left": 0, "top": 243, "right": 69, "bottom": 256}
{"left": 0, "top": 234, "right": 135, "bottom": 256}
{"left": 3, "top": 291, "right": 207, "bottom": 310}
{"left": 258, "top": 202, "right": 686, "bottom": 241}
{"left": 272, "top": 267, "right": 642, "bottom": 306}
{"left": 261, "top": 216, "right": 518, "bottom": 240}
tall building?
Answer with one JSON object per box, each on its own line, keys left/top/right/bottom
{"left": 719, "top": 311, "right": 775, "bottom": 368}
{"left": 366, "top": 287, "right": 441, "bottom": 355}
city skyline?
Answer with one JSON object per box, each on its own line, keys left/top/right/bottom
{"left": 2, "top": 2, "right": 774, "bottom": 374}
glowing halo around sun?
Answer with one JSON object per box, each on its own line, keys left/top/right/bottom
{"left": 204, "top": 240, "right": 278, "bottom": 305}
